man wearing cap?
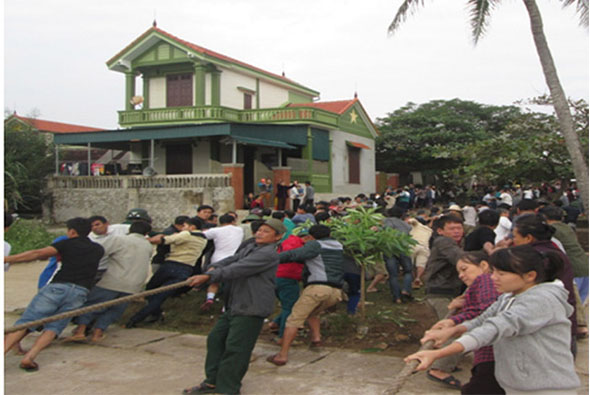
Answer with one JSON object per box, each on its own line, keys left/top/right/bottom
{"left": 182, "top": 218, "right": 285, "bottom": 395}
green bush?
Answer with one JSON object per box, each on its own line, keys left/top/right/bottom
{"left": 4, "top": 219, "right": 63, "bottom": 255}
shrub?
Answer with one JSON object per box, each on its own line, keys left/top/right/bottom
{"left": 4, "top": 219, "right": 63, "bottom": 255}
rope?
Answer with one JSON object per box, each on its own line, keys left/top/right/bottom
{"left": 383, "top": 308, "right": 458, "bottom": 395}
{"left": 4, "top": 279, "right": 192, "bottom": 334}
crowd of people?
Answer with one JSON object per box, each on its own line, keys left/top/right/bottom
{"left": 3, "top": 180, "right": 588, "bottom": 394}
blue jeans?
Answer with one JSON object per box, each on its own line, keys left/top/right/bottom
{"left": 272, "top": 278, "right": 300, "bottom": 338}
{"left": 77, "top": 286, "right": 130, "bottom": 330}
{"left": 128, "top": 262, "right": 193, "bottom": 324}
{"left": 385, "top": 255, "right": 413, "bottom": 301}
{"left": 16, "top": 282, "right": 89, "bottom": 335}
{"left": 343, "top": 273, "right": 361, "bottom": 314}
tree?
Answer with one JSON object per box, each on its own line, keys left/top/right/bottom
{"left": 389, "top": 0, "right": 589, "bottom": 214}
{"left": 4, "top": 122, "right": 55, "bottom": 213}
{"left": 325, "top": 207, "right": 415, "bottom": 320}
{"left": 440, "top": 101, "right": 589, "bottom": 185}
{"left": 375, "top": 99, "right": 521, "bottom": 177}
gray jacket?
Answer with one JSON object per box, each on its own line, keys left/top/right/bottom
{"left": 457, "top": 280, "right": 580, "bottom": 391}
{"left": 208, "top": 240, "right": 278, "bottom": 318}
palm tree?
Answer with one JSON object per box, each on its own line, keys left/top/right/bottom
{"left": 389, "top": 0, "right": 589, "bottom": 214}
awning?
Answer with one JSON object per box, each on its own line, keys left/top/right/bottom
{"left": 232, "top": 135, "right": 296, "bottom": 149}
{"left": 346, "top": 140, "right": 371, "bottom": 150}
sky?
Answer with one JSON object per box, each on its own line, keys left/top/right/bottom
{"left": 3, "top": 0, "right": 589, "bottom": 130}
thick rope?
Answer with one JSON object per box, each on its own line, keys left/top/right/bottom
{"left": 4, "top": 279, "right": 192, "bottom": 334}
{"left": 383, "top": 308, "right": 458, "bottom": 394}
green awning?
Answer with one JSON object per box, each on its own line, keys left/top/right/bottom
{"left": 232, "top": 135, "right": 295, "bottom": 149}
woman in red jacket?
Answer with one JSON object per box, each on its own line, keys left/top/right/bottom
{"left": 268, "top": 231, "right": 306, "bottom": 343}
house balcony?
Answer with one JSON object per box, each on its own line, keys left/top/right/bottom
{"left": 118, "top": 105, "right": 341, "bottom": 129}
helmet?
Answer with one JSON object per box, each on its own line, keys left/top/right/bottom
{"left": 126, "top": 208, "right": 152, "bottom": 223}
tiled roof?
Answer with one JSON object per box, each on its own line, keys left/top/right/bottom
{"left": 287, "top": 99, "right": 357, "bottom": 115}
{"left": 108, "top": 27, "right": 313, "bottom": 92}
{"left": 11, "top": 115, "right": 104, "bottom": 133}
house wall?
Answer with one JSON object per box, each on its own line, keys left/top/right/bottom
{"left": 258, "top": 80, "right": 289, "bottom": 108}
{"left": 129, "top": 142, "right": 143, "bottom": 164}
{"left": 220, "top": 69, "right": 256, "bottom": 109}
{"left": 153, "top": 144, "right": 166, "bottom": 174}
{"left": 193, "top": 140, "right": 211, "bottom": 173}
{"left": 148, "top": 77, "right": 166, "bottom": 108}
{"left": 330, "top": 130, "right": 376, "bottom": 195}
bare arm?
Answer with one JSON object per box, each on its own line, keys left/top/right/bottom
{"left": 4, "top": 246, "right": 58, "bottom": 264}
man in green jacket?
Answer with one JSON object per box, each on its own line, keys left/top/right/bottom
{"left": 182, "top": 218, "right": 286, "bottom": 395}
{"left": 266, "top": 224, "right": 344, "bottom": 366}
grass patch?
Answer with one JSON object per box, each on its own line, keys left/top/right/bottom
{"left": 5, "top": 219, "right": 64, "bottom": 254}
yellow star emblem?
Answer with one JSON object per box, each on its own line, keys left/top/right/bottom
{"left": 350, "top": 109, "right": 358, "bottom": 124}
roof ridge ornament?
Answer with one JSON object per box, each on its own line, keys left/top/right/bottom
{"left": 153, "top": 19, "right": 157, "bottom": 27}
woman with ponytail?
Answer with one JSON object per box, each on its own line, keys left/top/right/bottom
{"left": 512, "top": 213, "right": 577, "bottom": 356}
{"left": 405, "top": 245, "right": 580, "bottom": 394}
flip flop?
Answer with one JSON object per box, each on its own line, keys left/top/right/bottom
{"left": 19, "top": 361, "right": 39, "bottom": 372}
{"left": 181, "top": 381, "right": 216, "bottom": 394}
{"left": 63, "top": 334, "right": 88, "bottom": 343}
{"left": 426, "top": 371, "right": 461, "bottom": 390}
{"left": 266, "top": 354, "right": 287, "bottom": 366}
{"left": 90, "top": 333, "right": 107, "bottom": 343}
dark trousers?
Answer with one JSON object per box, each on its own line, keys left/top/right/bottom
{"left": 204, "top": 313, "right": 264, "bottom": 394}
{"left": 129, "top": 262, "right": 193, "bottom": 324}
{"left": 272, "top": 278, "right": 300, "bottom": 338}
{"left": 343, "top": 273, "right": 361, "bottom": 314}
{"left": 461, "top": 361, "right": 505, "bottom": 394}
{"left": 292, "top": 198, "right": 300, "bottom": 212}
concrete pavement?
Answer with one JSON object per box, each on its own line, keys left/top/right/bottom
{"left": 4, "top": 261, "right": 589, "bottom": 394}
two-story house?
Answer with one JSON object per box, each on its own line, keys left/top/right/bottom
{"left": 53, "top": 24, "right": 378, "bottom": 210}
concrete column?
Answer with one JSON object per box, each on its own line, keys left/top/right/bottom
{"left": 150, "top": 140, "right": 155, "bottom": 168}
{"left": 55, "top": 145, "right": 59, "bottom": 175}
{"left": 142, "top": 75, "right": 150, "bottom": 109}
{"left": 125, "top": 71, "right": 136, "bottom": 111}
{"left": 210, "top": 69, "right": 221, "bottom": 106}
{"left": 222, "top": 163, "right": 244, "bottom": 211}
{"left": 306, "top": 127, "right": 313, "bottom": 181}
{"left": 194, "top": 64, "right": 206, "bottom": 106}
{"left": 87, "top": 143, "right": 92, "bottom": 176}
{"left": 232, "top": 140, "right": 237, "bottom": 164}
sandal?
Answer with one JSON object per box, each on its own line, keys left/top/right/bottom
{"left": 19, "top": 361, "right": 39, "bottom": 372}
{"left": 426, "top": 371, "right": 461, "bottom": 390}
{"left": 309, "top": 340, "right": 323, "bottom": 348}
{"left": 266, "top": 354, "right": 287, "bottom": 366}
{"left": 181, "top": 381, "right": 216, "bottom": 394}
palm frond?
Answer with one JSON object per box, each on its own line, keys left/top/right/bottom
{"left": 388, "top": 0, "right": 427, "bottom": 35}
{"left": 562, "top": 0, "right": 589, "bottom": 27}
{"left": 468, "top": 0, "right": 498, "bottom": 44}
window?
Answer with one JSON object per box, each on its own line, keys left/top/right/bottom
{"left": 348, "top": 146, "right": 360, "bottom": 184}
{"left": 243, "top": 93, "right": 252, "bottom": 109}
{"left": 167, "top": 73, "right": 193, "bottom": 107}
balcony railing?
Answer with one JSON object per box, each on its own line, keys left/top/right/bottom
{"left": 50, "top": 174, "right": 231, "bottom": 189}
{"left": 118, "top": 105, "right": 340, "bottom": 128}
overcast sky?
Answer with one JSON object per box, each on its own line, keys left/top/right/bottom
{"left": 4, "top": 0, "right": 589, "bottom": 130}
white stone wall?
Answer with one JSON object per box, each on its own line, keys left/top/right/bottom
{"left": 258, "top": 80, "right": 289, "bottom": 108}
{"left": 330, "top": 130, "right": 376, "bottom": 195}
{"left": 148, "top": 77, "right": 166, "bottom": 108}
{"left": 45, "top": 186, "right": 234, "bottom": 230}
